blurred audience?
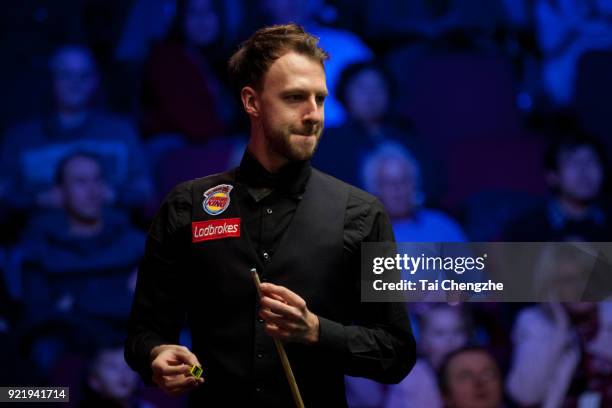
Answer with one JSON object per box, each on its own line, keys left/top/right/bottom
{"left": 535, "top": 0, "right": 612, "bottom": 106}
{"left": 140, "top": 0, "right": 231, "bottom": 143}
{"left": 352, "top": 0, "right": 507, "bottom": 41}
{"left": 361, "top": 142, "right": 466, "bottom": 242}
{"left": 386, "top": 304, "right": 471, "bottom": 408}
{"left": 80, "top": 341, "right": 154, "bottom": 408}
{"left": 507, "top": 243, "right": 609, "bottom": 406}
{"left": 18, "top": 152, "right": 145, "bottom": 376}
{"left": 438, "top": 346, "right": 505, "bottom": 408}
{"left": 504, "top": 131, "right": 611, "bottom": 241}
{"left": 507, "top": 301, "right": 597, "bottom": 407}
{"left": 0, "top": 45, "right": 152, "bottom": 212}
{"left": 314, "top": 61, "right": 443, "bottom": 202}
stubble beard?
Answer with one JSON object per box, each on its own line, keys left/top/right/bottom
{"left": 265, "top": 122, "right": 324, "bottom": 162}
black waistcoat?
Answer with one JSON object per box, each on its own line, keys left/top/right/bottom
{"left": 184, "top": 168, "right": 353, "bottom": 407}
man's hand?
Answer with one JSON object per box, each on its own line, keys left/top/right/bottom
{"left": 150, "top": 344, "right": 204, "bottom": 396}
{"left": 258, "top": 282, "right": 320, "bottom": 344}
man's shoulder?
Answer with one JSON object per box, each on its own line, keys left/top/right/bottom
{"left": 311, "top": 168, "right": 380, "bottom": 207}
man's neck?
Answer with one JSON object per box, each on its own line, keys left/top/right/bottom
{"left": 247, "top": 135, "right": 288, "bottom": 174}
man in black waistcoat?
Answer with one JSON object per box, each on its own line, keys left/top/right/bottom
{"left": 125, "top": 23, "right": 416, "bottom": 407}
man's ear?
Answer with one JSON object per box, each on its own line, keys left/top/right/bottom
{"left": 241, "top": 86, "right": 260, "bottom": 117}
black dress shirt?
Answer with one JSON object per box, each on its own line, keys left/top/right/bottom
{"left": 125, "top": 149, "right": 416, "bottom": 406}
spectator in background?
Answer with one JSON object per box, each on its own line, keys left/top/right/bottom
{"left": 535, "top": 0, "right": 612, "bottom": 106}
{"left": 259, "top": 0, "right": 373, "bottom": 127}
{"left": 504, "top": 132, "right": 611, "bottom": 241}
{"left": 507, "top": 301, "right": 598, "bottom": 407}
{"left": 386, "top": 304, "right": 471, "bottom": 408}
{"left": 438, "top": 347, "right": 504, "bottom": 408}
{"left": 0, "top": 45, "right": 152, "bottom": 212}
{"left": 81, "top": 340, "right": 154, "bottom": 408}
{"left": 361, "top": 142, "right": 466, "bottom": 242}
{"left": 19, "top": 152, "right": 145, "bottom": 375}
{"left": 314, "top": 62, "right": 443, "bottom": 202}
{"left": 140, "top": 0, "right": 231, "bottom": 143}
{"left": 507, "top": 244, "right": 602, "bottom": 407}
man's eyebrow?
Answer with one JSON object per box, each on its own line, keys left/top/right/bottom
{"left": 281, "top": 88, "right": 328, "bottom": 96}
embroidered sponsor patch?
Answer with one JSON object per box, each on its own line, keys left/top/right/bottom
{"left": 192, "top": 218, "right": 241, "bottom": 242}
{"left": 202, "top": 184, "right": 233, "bottom": 215}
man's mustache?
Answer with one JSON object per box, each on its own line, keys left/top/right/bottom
{"left": 290, "top": 126, "right": 322, "bottom": 136}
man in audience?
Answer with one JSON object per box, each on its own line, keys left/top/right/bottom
{"left": 362, "top": 142, "right": 466, "bottom": 242}
{"left": 385, "top": 304, "right": 471, "bottom": 408}
{"left": 19, "top": 152, "right": 145, "bottom": 375}
{"left": 438, "top": 347, "right": 504, "bottom": 408}
{"left": 504, "top": 132, "right": 611, "bottom": 241}
{"left": 0, "top": 45, "right": 151, "bottom": 212}
{"left": 313, "top": 61, "right": 441, "bottom": 200}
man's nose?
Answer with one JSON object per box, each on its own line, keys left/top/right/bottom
{"left": 303, "top": 96, "right": 323, "bottom": 123}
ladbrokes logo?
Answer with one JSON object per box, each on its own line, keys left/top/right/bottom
{"left": 192, "top": 218, "right": 240, "bottom": 242}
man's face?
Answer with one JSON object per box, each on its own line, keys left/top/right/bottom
{"left": 257, "top": 52, "right": 327, "bottom": 162}
{"left": 375, "top": 158, "right": 417, "bottom": 220}
{"left": 52, "top": 49, "right": 98, "bottom": 111}
{"left": 421, "top": 307, "right": 468, "bottom": 368}
{"left": 60, "top": 156, "right": 105, "bottom": 222}
{"left": 444, "top": 351, "right": 502, "bottom": 408}
{"left": 345, "top": 68, "right": 389, "bottom": 123}
{"left": 555, "top": 146, "right": 603, "bottom": 202}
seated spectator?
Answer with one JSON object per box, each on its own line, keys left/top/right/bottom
{"left": 535, "top": 0, "right": 612, "bottom": 105}
{"left": 0, "top": 45, "right": 152, "bottom": 212}
{"left": 438, "top": 346, "right": 504, "bottom": 408}
{"left": 506, "top": 235, "right": 604, "bottom": 404}
{"left": 80, "top": 339, "right": 154, "bottom": 408}
{"left": 386, "top": 304, "right": 470, "bottom": 408}
{"left": 258, "top": 0, "right": 373, "bottom": 127}
{"left": 314, "top": 62, "right": 443, "bottom": 202}
{"left": 361, "top": 142, "right": 466, "bottom": 242}
{"left": 19, "top": 152, "right": 145, "bottom": 375}
{"left": 140, "top": 0, "right": 230, "bottom": 143}
{"left": 507, "top": 298, "right": 597, "bottom": 406}
{"left": 504, "top": 132, "right": 611, "bottom": 241}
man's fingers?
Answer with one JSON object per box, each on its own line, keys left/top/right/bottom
{"left": 164, "top": 374, "right": 198, "bottom": 390}
{"left": 164, "top": 377, "right": 204, "bottom": 396}
{"left": 264, "top": 322, "right": 292, "bottom": 340}
{"left": 260, "top": 283, "right": 305, "bottom": 308}
{"left": 260, "top": 296, "right": 301, "bottom": 321}
{"left": 260, "top": 307, "right": 299, "bottom": 330}
{"left": 156, "top": 346, "right": 201, "bottom": 369}
{"left": 154, "top": 363, "right": 191, "bottom": 376}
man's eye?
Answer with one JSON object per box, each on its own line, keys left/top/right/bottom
{"left": 316, "top": 96, "right": 326, "bottom": 105}
{"left": 286, "top": 95, "right": 303, "bottom": 101}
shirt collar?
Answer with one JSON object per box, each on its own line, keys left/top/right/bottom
{"left": 236, "top": 149, "right": 311, "bottom": 200}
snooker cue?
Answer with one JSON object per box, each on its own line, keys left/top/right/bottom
{"left": 251, "top": 268, "right": 305, "bottom": 408}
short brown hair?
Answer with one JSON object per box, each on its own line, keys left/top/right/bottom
{"left": 227, "top": 24, "right": 329, "bottom": 97}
